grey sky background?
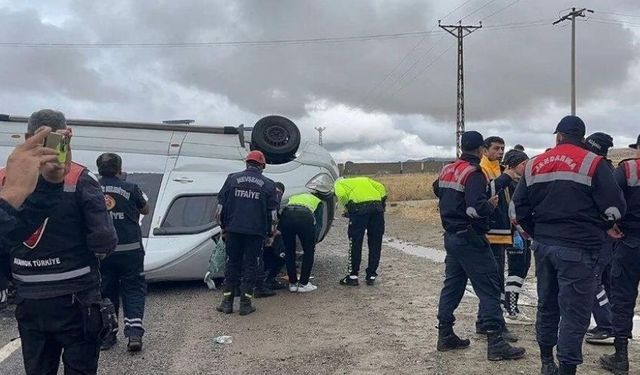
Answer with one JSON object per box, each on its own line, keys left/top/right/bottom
{"left": 0, "top": 0, "right": 639, "bottom": 161}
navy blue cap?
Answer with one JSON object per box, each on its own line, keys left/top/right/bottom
{"left": 461, "top": 131, "right": 485, "bottom": 151}
{"left": 629, "top": 134, "right": 640, "bottom": 149}
{"left": 554, "top": 115, "right": 586, "bottom": 138}
{"left": 585, "top": 132, "right": 613, "bottom": 157}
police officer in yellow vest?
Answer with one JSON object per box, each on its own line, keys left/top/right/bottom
{"left": 335, "top": 177, "right": 386, "bottom": 286}
{"left": 280, "top": 192, "right": 323, "bottom": 293}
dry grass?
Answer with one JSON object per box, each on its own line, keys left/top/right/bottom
{"left": 376, "top": 173, "right": 439, "bottom": 202}
{"left": 387, "top": 199, "right": 440, "bottom": 223}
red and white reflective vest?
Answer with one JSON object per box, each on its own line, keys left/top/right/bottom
{"left": 525, "top": 144, "right": 601, "bottom": 187}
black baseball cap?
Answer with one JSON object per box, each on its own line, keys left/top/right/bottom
{"left": 629, "top": 134, "right": 640, "bottom": 149}
{"left": 502, "top": 149, "right": 529, "bottom": 168}
{"left": 554, "top": 115, "right": 586, "bottom": 138}
{"left": 585, "top": 132, "right": 613, "bottom": 157}
{"left": 461, "top": 131, "right": 485, "bottom": 151}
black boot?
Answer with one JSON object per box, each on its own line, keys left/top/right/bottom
{"left": 437, "top": 325, "right": 471, "bottom": 352}
{"left": 254, "top": 285, "right": 276, "bottom": 298}
{"left": 216, "top": 291, "right": 234, "bottom": 314}
{"left": 100, "top": 332, "right": 117, "bottom": 351}
{"left": 600, "top": 337, "right": 629, "bottom": 374}
{"left": 239, "top": 293, "right": 256, "bottom": 316}
{"left": 487, "top": 331, "right": 526, "bottom": 361}
{"left": 541, "top": 357, "right": 559, "bottom": 375}
{"left": 477, "top": 325, "right": 518, "bottom": 342}
{"left": 558, "top": 363, "right": 576, "bottom": 375}
{"left": 540, "top": 345, "right": 558, "bottom": 375}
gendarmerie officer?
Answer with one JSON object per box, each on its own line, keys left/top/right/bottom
{"left": 216, "top": 150, "right": 278, "bottom": 316}
{"left": 0, "top": 126, "right": 64, "bottom": 314}
{"left": 97, "top": 153, "right": 150, "bottom": 352}
{"left": 512, "top": 116, "right": 625, "bottom": 375}
{"left": 434, "top": 130, "right": 525, "bottom": 362}
{"left": 334, "top": 176, "right": 386, "bottom": 286}
{"left": 600, "top": 133, "right": 640, "bottom": 374}
{"left": 582, "top": 132, "right": 616, "bottom": 346}
{"left": 7, "top": 110, "right": 118, "bottom": 375}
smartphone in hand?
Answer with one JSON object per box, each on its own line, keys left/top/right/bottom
{"left": 44, "top": 132, "right": 70, "bottom": 163}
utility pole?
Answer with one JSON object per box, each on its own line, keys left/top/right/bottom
{"left": 314, "top": 126, "right": 326, "bottom": 146}
{"left": 553, "top": 7, "right": 594, "bottom": 115}
{"left": 439, "top": 20, "right": 482, "bottom": 157}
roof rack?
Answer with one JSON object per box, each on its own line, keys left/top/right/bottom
{"left": 0, "top": 114, "right": 247, "bottom": 147}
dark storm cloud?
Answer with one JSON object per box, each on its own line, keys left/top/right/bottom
{"left": 0, "top": 7, "right": 123, "bottom": 102}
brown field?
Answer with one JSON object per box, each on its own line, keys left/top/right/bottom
{"left": 376, "top": 173, "right": 439, "bottom": 202}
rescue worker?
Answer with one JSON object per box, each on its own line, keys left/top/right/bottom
{"left": 334, "top": 176, "right": 386, "bottom": 286}
{"left": 96, "top": 153, "right": 150, "bottom": 352}
{"left": 434, "top": 131, "right": 525, "bottom": 361}
{"left": 0, "top": 126, "right": 63, "bottom": 314}
{"left": 216, "top": 150, "right": 278, "bottom": 315}
{"left": 583, "top": 132, "right": 615, "bottom": 345}
{"left": 254, "top": 181, "right": 286, "bottom": 298}
{"left": 512, "top": 116, "right": 625, "bottom": 375}
{"left": 281, "top": 191, "right": 324, "bottom": 293}
{"left": 8, "top": 110, "right": 118, "bottom": 375}
{"left": 495, "top": 149, "right": 532, "bottom": 325}
{"left": 600, "top": 134, "right": 640, "bottom": 374}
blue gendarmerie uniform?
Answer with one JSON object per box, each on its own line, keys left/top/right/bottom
{"left": 435, "top": 152, "right": 507, "bottom": 333}
{"left": 99, "top": 175, "right": 148, "bottom": 339}
{"left": 512, "top": 140, "right": 626, "bottom": 367}
{"left": 218, "top": 166, "right": 278, "bottom": 296}
{"left": 0, "top": 177, "right": 63, "bottom": 310}
{"left": 609, "top": 158, "right": 640, "bottom": 340}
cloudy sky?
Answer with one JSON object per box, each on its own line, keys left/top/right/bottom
{"left": 1, "top": 0, "right": 639, "bottom": 162}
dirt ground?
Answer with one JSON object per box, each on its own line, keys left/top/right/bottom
{"left": 1, "top": 209, "right": 637, "bottom": 374}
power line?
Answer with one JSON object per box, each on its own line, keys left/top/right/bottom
{"left": 481, "top": 0, "right": 523, "bottom": 21}
{"left": 460, "top": 0, "right": 502, "bottom": 20}
{"left": 0, "top": 29, "right": 446, "bottom": 49}
{"left": 440, "top": 0, "right": 477, "bottom": 22}
{"left": 596, "top": 11, "right": 640, "bottom": 19}
{"left": 589, "top": 17, "right": 640, "bottom": 28}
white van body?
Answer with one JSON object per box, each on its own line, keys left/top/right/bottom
{"left": 0, "top": 115, "right": 339, "bottom": 282}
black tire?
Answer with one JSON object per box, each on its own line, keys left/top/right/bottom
{"left": 251, "top": 115, "right": 300, "bottom": 164}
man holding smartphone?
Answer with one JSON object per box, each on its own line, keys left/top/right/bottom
{"left": 8, "top": 109, "right": 117, "bottom": 375}
{"left": 97, "top": 153, "right": 149, "bottom": 352}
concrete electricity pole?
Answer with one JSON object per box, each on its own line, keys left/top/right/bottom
{"left": 553, "top": 7, "right": 594, "bottom": 115}
{"left": 439, "top": 20, "right": 482, "bottom": 157}
{"left": 314, "top": 126, "right": 326, "bottom": 146}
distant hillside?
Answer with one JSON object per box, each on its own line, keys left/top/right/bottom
{"left": 610, "top": 148, "right": 635, "bottom": 164}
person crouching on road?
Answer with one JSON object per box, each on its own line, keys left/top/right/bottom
{"left": 335, "top": 176, "right": 386, "bottom": 286}
{"left": 600, "top": 133, "right": 640, "bottom": 374}
{"left": 254, "top": 182, "right": 287, "bottom": 298}
{"left": 434, "top": 130, "right": 525, "bottom": 361}
{"left": 216, "top": 150, "right": 279, "bottom": 316}
{"left": 512, "top": 116, "right": 625, "bottom": 374}
{"left": 9, "top": 110, "right": 118, "bottom": 375}
{"left": 97, "top": 153, "right": 150, "bottom": 352}
{"left": 582, "top": 132, "right": 616, "bottom": 346}
{"left": 281, "top": 190, "right": 325, "bottom": 293}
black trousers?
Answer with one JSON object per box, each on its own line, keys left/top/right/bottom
{"left": 0, "top": 253, "right": 9, "bottom": 304}
{"left": 281, "top": 208, "right": 317, "bottom": 285}
{"left": 15, "top": 288, "right": 102, "bottom": 375}
{"left": 611, "top": 236, "right": 640, "bottom": 339}
{"left": 438, "top": 232, "right": 505, "bottom": 331}
{"left": 263, "top": 234, "right": 286, "bottom": 280}
{"left": 224, "top": 232, "right": 263, "bottom": 295}
{"left": 347, "top": 211, "right": 384, "bottom": 277}
{"left": 101, "top": 250, "right": 146, "bottom": 337}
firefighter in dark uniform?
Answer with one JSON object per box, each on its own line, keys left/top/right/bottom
{"left": 582, "top": 132, "right": 616, "bottom": 345}
{"left": 96, "top": 153, "right": 150, "bottom": 352}
{"left": 254, "top": 181, "right": 286, "bottom": 298}
{"left": 216, "top": 150, "right": 279, "bottom": 315}
{"left": 335, "top": 176, "right": 386, "bottom": 286}
{"left": 8, "top": 110, "right": 118, "bottom": 375}
{"left": 0, "top": 126, "right": 63, "bottom": 314}
{"left": 600, "top": 133, "right": 640, "bottom": 374}
{"left": 512, "top": 116, "right": 625, "bottom": 375}
{"left": 434, "top": 131, "right": 525, "bottom": 361}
